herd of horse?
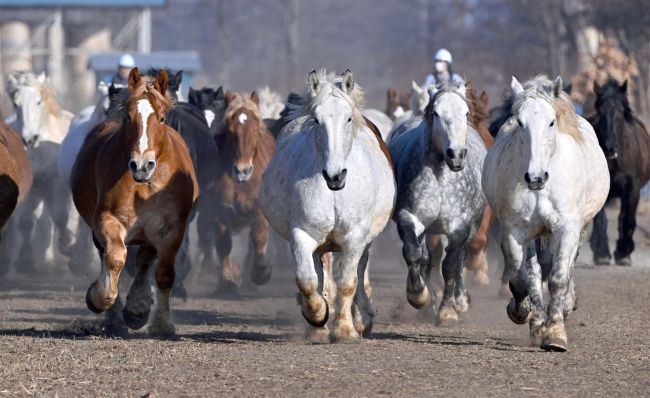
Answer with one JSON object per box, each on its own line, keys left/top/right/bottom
{"left": 0, "top": 64, "right": 648, "bottom": 353}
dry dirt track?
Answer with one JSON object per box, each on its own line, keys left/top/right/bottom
{"left": 1, "top": 207, "right": 650, "bottom": 397}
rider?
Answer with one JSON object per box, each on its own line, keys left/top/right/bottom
{"left": 424, "top": 48, "right": 465, "bottom": 87}
{"left": 111, "top": 53, "right": 136, "bottom": 85}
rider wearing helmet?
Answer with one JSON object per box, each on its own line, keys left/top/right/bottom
{"left": 424, "top": 48, "right": 465, "bottom": 87}
{"left": 111, "top": 53, "right": 136, "bottom": 85}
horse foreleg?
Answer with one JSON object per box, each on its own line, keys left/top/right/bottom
{"left": 396, "top": 210, "right": 430, "bottom": 310}
{"left": 542, "top": 225, "right": 581, "bottom": 352}
{"left": 499, "top": 228, "right": 529, "bottom": 322}
{"left": 525, "top": 245, "right": 546, "bottom": 347}
{"left": 332, "top": 241, "right": 364, "bottom": 343}
{"left": 590, "top": 208, "right": 611, "bottom": 265}
{"left": 352, "top": 244, "right": 374, "bottom": 337}
{"left": 248, "top": 211, "right": 273, "bottom": 285}
{"left": 122, "top": 245, "right": 156, "bottom": 330}
{"left": 197, "top": 210, "right": 216, "bottom": 273}
{"left": 215, "top": 223, "right": 240, "bottom": 295}
{"left": 45, "top": 192, "right": 73, "bottom": 258}
{"left": 68, "top": 222, "right": 96, "bottom": 277}
{"left": 149, "top": 234, "right": 183, "bottom": 337}
{"left": 614, "top": 185, "right": 639, "bottom": 265}
{"left": 466, "top": 206, "right": 492, "bottom": 285}
{"left": 86, "top": 214, "right": 127, "bottom": 313}
{"left": 305, "top": 252, "right": 334, "bottom": 343}
{"left": 437, "top": 229, "right": 471, "bottom": 324}
{"left": 291, "top": 229, "right": 328, "bottom": 330}
{"left": 15, "top": 198, "right": 37, "bottom": 272}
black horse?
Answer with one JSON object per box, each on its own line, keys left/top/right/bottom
{"left": 188, "top": 86, "right": 227, "bottom": 137}
{"left": 589, "top": 79, "right": 650, "bottom": 266}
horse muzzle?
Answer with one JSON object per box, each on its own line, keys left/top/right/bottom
{"left": 129, "top": 158, "right": 156, "bottom": 183}
{"left": 444, "top": 147, "right": 467, "bottom": 172}
{"left": 232, "top": 164, "right": 254, "bottom": 183}
{"left": 322, "top": 168, "right": 347, "bottom": 191}
{"left": 524, "top": 171, "right": 548, "bottom": 191}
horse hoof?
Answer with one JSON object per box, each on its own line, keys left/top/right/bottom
{"left": 215, "top": 280, "right": 240, "bottom": 298}
{"left": 172, "top": 284, "right": 188, "bottom": 301}
{"left": 148, "top": 317, "right": 176, "bottom": 337}
{"left": 85, "top": 282, "right": 105, "bottom": 314}
{"left": 614, "top": 255, "right": 632, "bottom": 266}
{"left": 331, "top": 325, "right": 361, "bottom": 343}
{"left": 472, "top": 270, "right": 490, "bottom": 286}
{"left": 540, "top": 335, "right": 567, "bottom": 352}
{"left": 305, "top": 326, "right": 330, "bottom": 344}
{"left": 301, "top": 296, "right": 329, "bottom": 328}
{"left": 436, "top": 306, "right": 459, "bottom": 326}
{"left": 593, "top": 255, "right": 611, "bottom": 266}
{"left": 406, "top": 286, "right": 430, "bottom": 309}
{"left": 250, "top": 262, "right": 273, "bottom": 286}
{"left": 506, "top": 297, "right": 532, "bottom": 325}
{"left": 122, "top": 306, "right": 150, "bottom": 330}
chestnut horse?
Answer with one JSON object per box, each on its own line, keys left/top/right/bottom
{"left": 72, "top": 68, "right": 198, "bottom": 335}
{"left": 211, "top": 91, "right": 275, "bottom": 294}
{"left": 0, "top": 118, "right": 33, "bottom": 276}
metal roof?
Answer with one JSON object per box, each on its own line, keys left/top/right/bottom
{"left": 89, "top": 51, "right": 202, "bottom": 73}
{"left": 0, "top": 0, "right": 165, "bottom": 7}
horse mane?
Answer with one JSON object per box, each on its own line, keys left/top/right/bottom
{"left": 256, "top": 86, "right": 284, "bottom": 119}
{"left": 423, "top": 80, "right": 469, "bottom": 123}
{"left": 106, "top": 75, "right": 174, "bottom": 122}
{"left": 286, "top": 69, "right": 365, "bottom": 130}
{"left": 513, "top": 75, "right": 582, "bottom": 142}
{"left": 224, "top": 92, "right": 263, "bottom": 127}
{"left": 596, "top": 78, "right": 635, "bottom": 123}
{"left": 466, "top": 81, "right": 488, "bottom": 129}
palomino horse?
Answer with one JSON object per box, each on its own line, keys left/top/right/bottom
{"left": 5, "top": 72, "right": 74, "bottom": 271}
{"left": 589, "top": 79, "right": 650, "bottom": 266}
{"left": 0, "top": 118, "right": 33, "bottom": 276}
{"left": 72, "top": 68, "right": 198, "bottom": 335}
{"left": 261, "top": 69, "right": 395, "bottom": 342}
{"left": 211, "top": 90, "right": 275, "bottom": 294}
{"left": 390, "top": 81, "right": 487, "bottom": 324}
{"left": 483, "top": 76, "right": 609, "bottom": 351}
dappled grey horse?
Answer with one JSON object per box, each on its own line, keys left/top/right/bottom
{"left": 389, "top": 81, "right": 487, "bottom": 324}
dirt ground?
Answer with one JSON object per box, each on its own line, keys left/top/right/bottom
{"left": 1, "top": 206, "right": 649, "bottom": 397}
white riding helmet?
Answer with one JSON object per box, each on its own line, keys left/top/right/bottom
{"left": 434, "top": 48, "right": 453, "bottom": 64}
{"left": 118, "top": 53, "right": 136, "bottom": 68}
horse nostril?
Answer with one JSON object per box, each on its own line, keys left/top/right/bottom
{"left": 446, "top": 148, "right": 455, "bottom": 159}
{"left": 524, "top": 172, "right": 531, "bottom": 183}
{"left": 460, "top": 148, "right": 468, "bottom": 159}
{"left": 129, "top": 160, "right": 138, "bottom": 173}
{"left": 146, "top": 160, "right": 156, "bottom": 171}
{"left": 338, "top": 169, "right": 348, "bottom": 181}
{"left": 543, "top": 172, "right": 549, "bottom": 182}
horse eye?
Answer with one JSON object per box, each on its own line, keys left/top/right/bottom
{"left": 36, "top": 100, "right": 41, "bottom": 105}
{"left": 549, "top": 120, "right": 556, "bottom": 127}
{"left": 433, "top": 111, "right": 439, "bottom": 118}
{"left": 517, "top": 119, "right": 523, "bottom": 127}
{"left": 347, "top": 117, "right": 352, "bottom": 123}
{"left": 466, "top": 111, "right": 469, "bottom": 117}
{"left": 313, "top": 118, "right": 320, "bottom": 125}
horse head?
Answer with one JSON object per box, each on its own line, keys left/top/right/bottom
{"left": 511, "top": 75, "right": 577, "bottom": 190}
{"left": 222, "top": 90, "right": 264, "bottom": 183}
{"left": 125, "top": 67, "right": 172, "bottom": 183}
{"left": 426, "top": 81, "right": 469, "bottom": 172}
{"left": 305, "top": 69, "right": 363, "bottom": 191}
{"left": 594, "top": 79, "right": 630, "bottom": 160}
{"left": 6, "top": 72, "right": 49, "bottom": 148}
{"left": 188, "top": 86, "right": 226, "bottom": 134}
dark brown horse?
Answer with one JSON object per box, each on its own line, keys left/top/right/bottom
{"left": 589, "top": 79, "right": 650, "bottom": 265}
{"left": 0, "top": 118, "right": 33, "bottom": 276}
{"left": 72, "top": 68, "right": 198, "bottom": 335}
{"left": 211, "top": 91, "right": 275, "bottom": 294}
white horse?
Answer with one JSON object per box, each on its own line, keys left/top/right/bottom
{"left": 482, "top": 75, "right": 609, "bottom": 352}
{"left": 260, "top": 69, "right": 395, "bottom": 342}
{"left": 361, "top": 108, "right": 393, "bottom": 141}
{"left": 257, "top": 86, "right": 285, "bottom": 120}
{"left": 5, "top": 71, "right": 74, "bottom": 272}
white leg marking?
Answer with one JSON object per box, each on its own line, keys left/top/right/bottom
{"left": 136, "top": 99, "right": 154, "bottom": 153}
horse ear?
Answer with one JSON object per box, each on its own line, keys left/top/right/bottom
{"left": 342, "top": 69, "right": 354, "bottom": 93}
{"left": 411, "top": 80, "right": 422, "bottom": 93}
{"left": 510, "top": 76, "right": 524, "bottom": 97}
{"left": 155, "top": 69, "right": 169, "bottom": 96}
{"left": 480, "top": 91, "right": 488, "bottom": 106}
{"left": 224, "top": 90, "right": 233, "bottom": 105}
{"left": 251, "top": 91, "right": 259, "bottom": 105}
{"left": 552, "top": 76, "right": 563, "bottom": 98}
{"left": 307, "top": 70, "right": 320, "bottom": 96}
{"left": 457, "top": 83, "right": 467, "bottom": 98}
{"left": 620, "top": 80, "right": 628, "bottom": 94}
{"left": 215, "top": 86, "right": 224, "bottom": 100}
{"left": 188, "top": 87, "right": 197, "bottom": 104}
{"left": 174, "top": 70, "right": 183, "bottom": 86}
{"left": 109, "top": 83, "right": 118, "bottom": 97}
{"left": 563, "top": 83, "right": 572, "bottom": 95}
{"left": 128, "top": 67, "right": 141, "bottom": 92}
{"left": 37, "top": 72, "right": 46, "bottom": 83}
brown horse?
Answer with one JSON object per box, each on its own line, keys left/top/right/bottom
{"left": 71, "top": 68, "right": 198, "bottom": 335}
{"left": 211, "top": 90, "right": 275, "bottom": 294}
{"left": 0, "top": 118, "right": 33, "bottom": 275}
{"left": 425, "top": 82, "right": 494, "bottom": 301}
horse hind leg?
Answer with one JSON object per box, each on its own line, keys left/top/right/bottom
{"left": 149, "top": 232, "right": 184, "bottom": 337}
{"left": 68, "top": 222, "right": 96, "bottom": 277}
{"left": 352, "top": 245, "right": 374, "bottom": 337}
{"left": 45, "top": 191, "right": 74, "bottom": 258}
{"left": 123, "top": 245, "right": 156, "bottom": 330}
{"left": 215, "top": 224, "right": 241, "bottom": 296}
{"left": 465, "top": 206, "right": 492, "bottom": 286}
{"left": 589, "top": 208, "right": 611, "bottom": 265}
{"left": 248, "top": 211, "right": 273, "bottom": 285}
{"left": 172, "top": 233, "right": 191, "bottom": 301}
{"left": 331, "top": 240, "right": 365, "bottom": 343}
{"left": 437, "top": 230, "right": 471, "bottom": 325}
{"left": 614, "top": 185, "right": 640, "bottom": 266}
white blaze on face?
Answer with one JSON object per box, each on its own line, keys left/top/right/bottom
{"left": 204, "top": 109, "right": 215, "bottom": 128}
{"left": 238, "top": 112, "right": 248, "bottom": 124}
{"left": 136, "top": 99, "right": 154, "bottom": 153}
